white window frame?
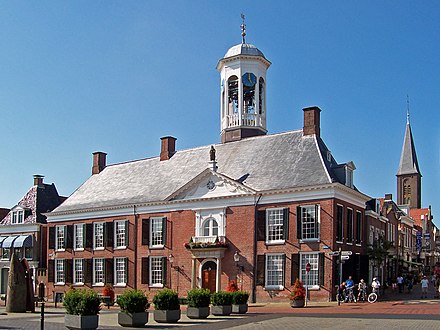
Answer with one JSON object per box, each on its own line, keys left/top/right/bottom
{"left": 74, "top": 224, "right": 84, "bottom": 251}
{"left": 55, "top": 259, "right": 65, "bottom": 285}
{"left": 93, "top": 222, "right": 104, "bottom": 250}
{"left": 25, "top": 247, "right": 33, "bottom": 260}
{"left": 1, "top": 248, "right": 10, "bottom": 260}
{"left": 55, "top": 225, "right": 66, "bottom": 251}
{"left": 336, "top": 204, "right": 344, "bottom": 243}
{"left": 73, "top": 258, "right": 84, "bottom": 285}
{"left": 194, "top": 208, "right": 226, "bottom": 239}
{"left": 300, "top": 205, "right": 320, "bottom": 241}
{"left": 266, "top": 208, "right": 285, "bottom": 245}
{"left": 150, "top": 217, "right": 165, "bottom": 248}
{"left": 149, "top": 256, "right": 164, "bottom": 288}
{"left": 346, "top": 208, "right": 354, "bottom": 244}
{"left": 114, "top": 220, "right": 127, "bottom": 249}
{"left": 201, "top": 217, "right": 219, "bottom": 237}
{"left": 355, "top": 211, "right": 362, "bottom": 246}
{"left": 93, "top": 258, "right": 104, "bottom": 286}
{"left": 265, "top": 253, "right": 284, "bottom": 290}
{"left": 114, "top": 257, "right": 127, "bottom": 286}
{"left": 300, "top": 252, "right": 320, "bottom": 290}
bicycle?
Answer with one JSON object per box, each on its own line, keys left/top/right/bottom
{"left": 367, "top": 287, "right": 379, "bottom": 303}
{"left": 345, "top": 287, "right": 357, "bottom": 303}
{"left": 358, "top": 288, "right": 367, "bottom": 302}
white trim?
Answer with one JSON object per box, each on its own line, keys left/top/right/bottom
{"left": 46, "top": 183, "right": 371, "bottom": 222}
{"left": 55, "top": 225, "right": 66, "bottom": 251}
{"left": 93, "top": 222, "right": 105, "bottom": 250}
{"left": 113, "top": 220, "right": 127, "bottom": 249}
{"left": 73, "top": 223, "right": 85, "bottom": 251}
{"left": 0, "top": 224, "right": 40, "bottom": 234}
{"left": 149, "top": 217, "right": 165, "bottom": 248}
{"left": 264, "top": 253, "right": 285, "bottom": 290}
{"left": 313, "top": 135, "right": 333, "bottom": 183}
{"left": 199, "top": 258, "right": 218, "bottom": 291}
{"left": 92, "top": 257, "right": 105, "bottom": 286}
{"left": 114, "top": 257, "right": 127, "bottom": 287}
{"left": 265, "top": 208, "right": 286, "bottom": 244}
{"left": 299, "top": 252, "right": 320, "bottom": 290}
{"left": 148, "top": 256, "right": 164, "bottom": 288}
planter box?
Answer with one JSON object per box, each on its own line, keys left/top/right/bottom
{"left": 211, "top": 305, "right": 232, "bottom": 316}
{"left": 118, "top": 311, "right": 149, "bottom": 327}
{"left": 186, "top": 306, "right": 210, "bottom": 319}
{"left": 290, "top": 299, "right": 305, "bottom": 308}
{"left": 64, "top": 314, "right": 98, "bottom": 330}
{"left": 232, "top": 303, "right": 248, "bottom": 314}
{"left": 153, "top": 309, "right": 181, "bottom": 323}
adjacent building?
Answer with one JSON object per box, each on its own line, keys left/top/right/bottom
{"left": 0, "top": 175, "right": 65, "bottom": 295}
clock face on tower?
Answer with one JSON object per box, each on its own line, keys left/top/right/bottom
{"left": 242, "top": 72, "right": 257, "bottom": 87}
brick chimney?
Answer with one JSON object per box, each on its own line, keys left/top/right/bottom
{"left": 33, "top": 175, "right": 44, "bottom": 187}
{"left": 92, "top": 152, "right": 107, "bottom": 175}
{"left": 160, "top": 136, "right": 177, "bottom": 161}
{"left": 303, "top": 106, "right": 321, "bottom": 137}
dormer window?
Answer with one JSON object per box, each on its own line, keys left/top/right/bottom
{"left": 12, "top": 209, "right": 25, "bottom": 224}
{"left": 345, "top": 161, "right": 356, "bottom": 189}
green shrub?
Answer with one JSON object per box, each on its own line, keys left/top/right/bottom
{"left": 187, "top": 288, "right": 211, "bottom": 308}
{"left": 152, "top": 289, "right": 180, "bottom": 310}
{"left": 232, "top": 291, "right": 250, "bottom": 305}
{"left": 116, "top": 289, "right": 149, "bottom": 314}
{"left": 63, "top": 288, "right": 101, "bottom": 316}
{"left": 211, "top": 291, "right": 233, "bottom": 306}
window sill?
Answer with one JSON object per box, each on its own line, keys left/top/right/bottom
{"left": 74, "top": 248, "right": 85, "bottom": 252}
{"left": 265, "top": 240, "right": 285, "bottom": 246}
{"left": 264, "top": 285, "right": 284, "bottom": 291}
{"left": 346, "top": 243, "right": 353, "bottom": 245}
{"left": 335, "top": 241, "right": 343, "bottom": 244}
{"left": 114, "top": 246, "right": 127, "bottom": 250}
{"left": 72, "top": 283, "right": 84, "bottom": 286}
{"left": 149, "top": 284, "right": 164, "bottom": 289}
{"left": 55, "top": 283, "right": 65, "bottom": 286}
{"left": 92, "top": 283, "right": 104, "bottom": 287}
{"left": 305, "top": 285, "right": 320, "bottom": 291}
{"left": 114, "top": 283, "right": 127, "bottom": 287}
{"left": 299, "top": 239, "right": 320, "bottom": 243}
{"left": 149, "top": 245, "right": 165, "bottom": 249}
{"left": 93, "top": 247, "right": 105, "bottom": 251}
{"left": 55, "top": 249, "right": 66, "bottom": 252}
{"left": 356, "top": 244, "right": 362, "bottom": 247}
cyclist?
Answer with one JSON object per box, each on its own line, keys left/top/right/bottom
{"left": 338, "top": 282, "right": 347, "bottom": 302}
{"left": 357, "top": 279, "right": 367, "bottom": 302}
{"left": 371, "top": 277, "right": 381, "bottom": 295}
{"left": 345, "top": 276, "right": 356, "bottom": 302}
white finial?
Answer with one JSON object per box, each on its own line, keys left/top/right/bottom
{"left": 240, "top": 14, "right": 246, "bottom": 44}
{"left": 406, "top": 94, "right": 410, "bottom": 124}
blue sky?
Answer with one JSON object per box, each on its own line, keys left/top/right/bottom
{"left": 0, "top": 1, "right": 439, "bottom": 225}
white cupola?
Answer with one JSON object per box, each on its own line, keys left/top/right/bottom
{"left": 216, "top": 16, "right": 271, "bottom": 143}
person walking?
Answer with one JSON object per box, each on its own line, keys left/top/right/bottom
{"left": 421, "top": 276, "right": 429, "bottom": 299}
{"left": 397, "top": 275, "right": 404, "bottom": 293}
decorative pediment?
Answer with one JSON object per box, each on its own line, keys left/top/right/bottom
{"left": 166, "top": 169, "right": 255, "bottom": 201}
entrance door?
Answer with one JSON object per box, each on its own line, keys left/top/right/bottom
{"left": 201, "top": 261, "right": 217, "bottom": 293}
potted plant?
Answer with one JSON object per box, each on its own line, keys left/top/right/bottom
{"left": 226, "top": 280, "right": 239, "bottom": 292}
{"left": 116, "top": 289, "right": 150, "bottom": 327}
{"left": 186, "top": 288, "right": 211, "bottom": 319}
{"left": 232, "top": 290, "right": 249, "bottom": 314}
{"left": 102, "top": 284, "right": 115, "bottom": 308}
{"left": 63, "top": 288, "right": 101, "bottom": 330}
{"left": 210, "top": 291, "right": 233, "bottom": 316}
{"left": 290, "top": 278, "right": 306, "bottom": 308}
{"left": 152, "top": 288, "right": 181, "bottom": 323}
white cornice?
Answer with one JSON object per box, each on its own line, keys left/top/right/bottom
{"left": 46, "top": 182, "right": 370, "bottom": 222}
{"left": 0, "top": 224, "right": 40, "bottom": 234}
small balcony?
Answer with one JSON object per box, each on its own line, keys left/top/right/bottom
{"left": 185, "top": 236, "right": 227, "bottom": 249}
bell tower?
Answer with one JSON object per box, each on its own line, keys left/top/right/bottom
{"left": 217, "top": 15, "right": 271, "bottom": 143}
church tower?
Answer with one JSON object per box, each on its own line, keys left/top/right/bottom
{"left": 217, "top": 16, "right": 271, "bottom": 143}
{"left": 396, "top": 111, "right": 422, "bottom": 209}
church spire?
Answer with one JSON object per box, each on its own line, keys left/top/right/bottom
{"left": 396, "top": 103, "right": 422, "bottom": 209}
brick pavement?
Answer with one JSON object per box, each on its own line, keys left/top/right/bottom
{"left": 0, "top": 284, "right": 438, "bottom": 329}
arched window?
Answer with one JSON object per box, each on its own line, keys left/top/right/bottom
{"left": 242, "top": 72, "right": 256, "bottom": 114}
{"left": 259, "top": 77, "right": 265, "bottom": 114}
{"left": 228, "top": 76, "right": 239, "bottom": 114}
{"left": 202, "top": 218, "right": 219, "bottom": 237}
{"left": 403, "top": 179, "right": 411, "bottom": 204}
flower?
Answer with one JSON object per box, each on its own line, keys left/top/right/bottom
{"left": 290, "top": 278, "right": 306, "bottom": 301}
{"left": 226, "top": 280, "right": 239, "bottom": 292}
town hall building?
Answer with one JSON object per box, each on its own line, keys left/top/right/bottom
{"left": 45, "top": 28, "right": 372, "bottom": 302}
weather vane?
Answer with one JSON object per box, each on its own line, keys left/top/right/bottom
{"left": 240, "top": 13, "right": 246, "bottom": 44}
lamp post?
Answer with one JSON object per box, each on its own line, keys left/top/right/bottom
{"left": 233, "top": 251, "right": 243, "bottom": 290}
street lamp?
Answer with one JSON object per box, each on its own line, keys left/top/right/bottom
{"left": 233, "top": 251, "right": 244, "bottom": 290}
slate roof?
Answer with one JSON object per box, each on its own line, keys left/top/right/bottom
{"left": 53, "top": 130, "right": 348, "bottom": 213}
{"left": 0, "top": 184, "right": 65, "bottom": 225}
{"left": 397, "top": 120, "right": 421, "bottom": 176}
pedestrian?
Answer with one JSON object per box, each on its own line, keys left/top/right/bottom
{"left": 421, "top": 275, "right": 429, "bottom": 299}
{"left": 397, "top": 275, "right": 404, "bottom": 293}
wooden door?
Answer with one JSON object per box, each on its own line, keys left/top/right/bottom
{"left": 202, "top": 269, "right": 216, "bottom": 293}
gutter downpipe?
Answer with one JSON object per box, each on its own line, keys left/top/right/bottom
{"left": 133, "top": 205, "right": 138, "bottom": 290}
{"left": 252, "top": 193, "right": 262, "bottom": 303}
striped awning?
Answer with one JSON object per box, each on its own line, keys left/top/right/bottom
{"left": 13, "top": 235, "right": 33, "bottom": 248}
{"left": 2, "top": 236, "right": 18, "bottom": 248}
{"left": 0, "top": 236, "right": 6, "bottom": 247}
